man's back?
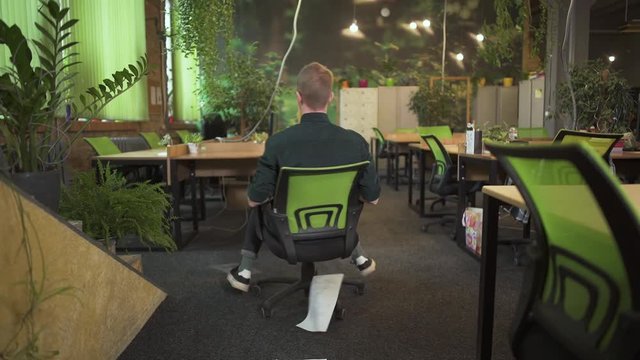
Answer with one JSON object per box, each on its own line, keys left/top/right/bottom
{"left": 248, "top": 112, "right": 380, "bottom": 203}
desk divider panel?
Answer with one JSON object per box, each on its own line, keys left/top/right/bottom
{"left": 0, "top": 179, "right": 166, "bottom": 359}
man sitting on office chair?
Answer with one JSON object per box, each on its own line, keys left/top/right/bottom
{"left": 227, "top": 62, "right": 381, "bottom": 292}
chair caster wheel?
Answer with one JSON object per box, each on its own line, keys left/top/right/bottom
{"left": 334, "top": 307, "right": 346, "bottom": 320}
{"left": 251, "top": 285, "right": 261, "bottom": 296}
{"left": 261, "top": 307, "right": 272, "bottom": 319}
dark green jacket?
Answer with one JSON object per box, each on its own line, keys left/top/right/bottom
{"left": 248, "top": 112, "right": 381, "bottom": 203}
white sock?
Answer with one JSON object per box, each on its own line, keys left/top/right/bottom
{"left": 355, "top": 256, "right": 368, "bottom": 266}
{"left": 238, "top": 269, "right": 251, "bottom": 279}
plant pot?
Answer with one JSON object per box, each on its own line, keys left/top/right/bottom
{"left": 10, "top": 169, "right": 61, "bottom": 211}
{"left": 478, "top": 78, "right": 486, "bottom": 87}
{"left": 341, "top": 80, "right": 350, "bottom": 89}
{"left": 358, "top": 79, "right": 368, "bottom": 88}
{"left": 385, "top": 78, "right": 395, "bottom": 87}
{"left": 188, "top": 143, "right": 199, "bottom": 154}
{"left": 503, "top": 77, "right": 514, "bottom": 87}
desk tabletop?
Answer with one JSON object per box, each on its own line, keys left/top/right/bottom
{"left": 482, "top": 184, "right": 640, "bottom": 211}
{"left": 408, "top": 143, "right": 460, "bottom": 155}
{"left": 94, "top": 142, "right": 265, "bottom": 161}
{"left": 96, "top": 149, "right": 168, "bottom": 161}
{"left": 612, "top": 151, "right": 640, "bottom": 160}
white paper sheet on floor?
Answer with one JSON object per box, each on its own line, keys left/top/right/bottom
{"left": 296, "top": 273, "right": 344, "bottom": 332}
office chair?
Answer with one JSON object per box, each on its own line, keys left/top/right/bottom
{"left": 553, "top": 129, "right": 622, "bottom": 162}
{"left": 517, "top": 127, "right": 549, "bottom": 139}
{"left": 420, "top": 135, "right": 461, "bottom": 232}
{"left": 176, "top": 130, "right": 191, "bottom": 144}
{"left": 253, "top": 161, "right": 370, "bottom": 319}
{"left": 416, "top": 125, "right": 453, "bottom": 141}
{"left": 140, "top": 131, "right": 164, "bottom": 149}
{"left": 487, "top": 141, "right": 640, "bottom": 360}
{"left": 372, "top": 127, "right": 408, "bottom": 181}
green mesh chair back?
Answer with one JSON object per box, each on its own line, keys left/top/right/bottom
{"left": 421, "top": 135, "right": 456, "bottom": 196}
{"left": 140, "top": 132, "right": 163, "bottom": 149}
{"left": 517, "top": 127, "right": 549, "bottom": 139}
{"left": 372, "top": 127, "right": 386, "bottom": 157}
{"left": 263, "top": 161, "right": 369, "bottom": 265}
{"left": 417, "top": 125, "right": 453, "bottom": 140}
{"left": 176, "top": 130, "right": 191, "bottom": 144}
{"left": 84, "top": 137, "right": 121, "bottom": 156}
{"left": 486, "top": 142, "right": 640, "bottom": 359}
{"left": 395, "top": 127, "right": 417, "bottom": 133}
{"left": 553, "top": 129, "right": 622, "bottom": 161}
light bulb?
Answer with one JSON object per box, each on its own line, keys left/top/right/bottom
{"left": 422, "top": 19, "right": 431, "bottom": 28}
{"left": 349, "top": 21, "right": 359, "bottom": 33}
{"left": 409, "top": 21, "right": 418, "bottom": 30}
{"left": 456, "top": 53, "right": 464, "bottom": 61}
{"left": 476, "top": 33, "right": 484, "bottom": 42}
{"left": 380, "top": 7, "right": 390, "bottom": 17}
{"left": 608, "top": 55, "right": 616, "bottom": 62}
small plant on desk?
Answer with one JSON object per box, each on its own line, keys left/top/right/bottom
{"left": 184, "top": 133, "right": 203, "bottom": 154}
{"left": 159, "top": 133, "right": 173, "bottom": 147}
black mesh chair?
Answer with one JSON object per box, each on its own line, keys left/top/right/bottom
{"left": 253, "top": 161, "right": 370, "bottom": 319}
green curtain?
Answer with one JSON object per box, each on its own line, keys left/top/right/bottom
{"left": 172, "top": 49, "right": 200, "bottom": 122}
{"left": 0, "top": 0, "right": 43, "bottom": 71}
{"left": 69, "top": 0, "right": 148, "bottom": 121}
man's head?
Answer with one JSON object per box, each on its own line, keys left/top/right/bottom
{"left": 296, "top": 62, "right": 334, "bottom": 113}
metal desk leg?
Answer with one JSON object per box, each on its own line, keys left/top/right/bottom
{"left": 190, "top": 163, "right": 198, "bottom": 232}
{"left": 476, "top": 194, "right": 500, "bottom": 360}
{"left": 408, "top": 148, "right": 414, "bottom": 206}
{"left": 199, "top": 178, "right": 206, "bottom": 220}
{"left": 394, "top": 143, "right": 400, "bottom": 191}
{"left": 170, "top": 159, "right": 183, "bottom": 248}
{"left": 455, "top": 159, "right": 468, "bottom": 246}
{"left": 419, "top": 149, "right": 426, "bottom": 217}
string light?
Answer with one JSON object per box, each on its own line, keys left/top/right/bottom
{"left": 422, "top": 19, "right": 431, "bottom": 28}
{"left": 456, "top": 52, "right": 464, "bottom": 61}
{"left": 409, "top": 21, "right": 418, "bottom": 30}
{"left": 380, "top": 7, "right": 390, "bottom": 17}
{"left": 608, "top": 55, "right": 616, "bottom": 62}
{"left": 476, "top": 33, "right": 484, "bottom": 42}
{"left": 349, "top": 21, "right": 359, "bottom": 33}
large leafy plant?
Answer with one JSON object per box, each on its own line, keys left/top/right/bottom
{"left": 557, "top": 60, "right": 634, "bottom": 132}
{"left": 0, "top": 0, "right": 147, "bottom": 173}
{"left": 409, "top": 80, "right": 462, "bottom": 129}
{"left": 206, "top": 40, "right": 280, "bottom": 134}
{"left": 59, "top": 162, "right": 176, "bottom": 251}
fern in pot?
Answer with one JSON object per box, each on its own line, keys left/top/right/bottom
{"left": 59, "top": 162, "right": 176, "bottom": 251}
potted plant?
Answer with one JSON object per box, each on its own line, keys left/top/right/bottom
{"left": 206, "top": 39, "right": 280, "bottom": 135}
{"left": 59, "top": 162, "right": 177, "bottom": 251}
{"left": 409, "top": 80, "right": 461, "bottom": 129}
{"left": 0, "top": 0, "right": 148, "bottom": 210}
{"left": 184, "top": 132, "right": 203, "bottom": 154}
{"left": 556, "top": 60, "right": 634, "bottom": 133}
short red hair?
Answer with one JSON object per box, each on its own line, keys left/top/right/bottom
{"left": 297, "top": 62, "right": 334, "bottom": 109}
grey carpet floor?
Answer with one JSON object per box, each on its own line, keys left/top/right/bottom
{"left": 119, "top": 185, "right": 524, "bottom": 360}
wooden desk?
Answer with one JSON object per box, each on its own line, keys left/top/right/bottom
{"left": 476, "top": 184, "right": 640, "bottom": 360}
{"left": 95, "top": 142, "right": 265, "bottom": 248}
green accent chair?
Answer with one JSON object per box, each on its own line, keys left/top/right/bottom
{"left": 417, "top": 125, "right": 453, "bottom": 140}
{"left": 395, "top": 127, "right": 417, "bottom": 133}
{"left": 486, "top": 141, "right": 640, "bottom": 360}
{"left": 176, "top": 130, "right": 191, "bottom": 144}
{"left": 372, "top": 127, "right": 408, "bottom": 181}
{"left": 140, "top": 131, "right": 164, "bottom": 149}
{"left": 553, "top": 129, "right": 622, "bottom": 162}
{"left": 420, "top": 135, "right": 465, "bottom": 232}
{"left": 83, "top": 136, "right": 121, "bottom": 156}
{"left": 254, "top": 161, "right": 370, "bottom": 318}
{"left": 517, "top": 127, "right": 549, "bottom": 139}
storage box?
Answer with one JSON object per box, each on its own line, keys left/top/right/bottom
{"left": 462, "top": 207, "right": 483, "bottom": 256}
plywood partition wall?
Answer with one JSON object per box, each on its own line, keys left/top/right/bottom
{"left": 0, "top": 179, "right": 166, "bottom": 359}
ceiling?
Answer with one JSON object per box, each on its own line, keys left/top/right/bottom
{"left": 591, "top": 0, "right": 640, "bottom": 29}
